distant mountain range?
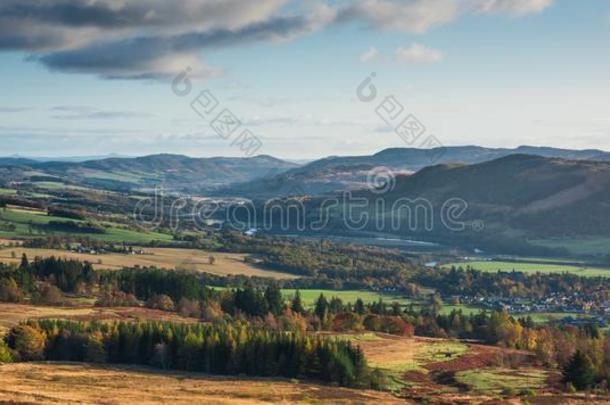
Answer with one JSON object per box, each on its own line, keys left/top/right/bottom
{"left": 2, "top": 145, "right": 610, "bottom": 198}
{"left": 215, "top": 145, "right": 610, "bottom": 198}
{"left": 0, "top": 154, "right": 298, "bottom": 192}
{"left": 4, "top": 146, "right": 610, "bottom": 257}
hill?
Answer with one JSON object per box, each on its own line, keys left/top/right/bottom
{"left": 216, "top": 145, "right": 610, "bottom": 198}
{"left": 266, "top": 155, "right": 610, "bottom": 257}
{"left": 0, "top": 154, "right": 298, "bottom": 193}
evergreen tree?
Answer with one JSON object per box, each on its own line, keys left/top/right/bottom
{"left": 19, "top": 253, "right": 29, "bottom": 270}
{"left": 314, "top": 294, "right": 329, "bottom": 320}
{"left": 265, "top": 283, "right": 283, "bottom": 316}
{"left": 354, "top": 298, "right": 365, "bottom": 315}
{"left": 562, "top": 350, "right": 596, "bottom": 390}
{"left": 291, "top": 290, "right": 304, "bottom": 314}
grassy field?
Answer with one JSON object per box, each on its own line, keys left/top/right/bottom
{"left": 444, "top": 260, "right": 610, "bottom": 277}
{"left": 0, "top": 362, "right": 401, "bottom": 404}
{"left": 0, "top": 187, "right": 17, "bottom": 195}
{"left": 337, "top": 333, "right": 469, "bottom": 375}
{"left": 523, "top": 312, "right": 593, "bottom": 324}
{"left": 281, "top": 289, "right": 414, "bottom": 306}
{"left": 456, "top": 368, "right": 547, "bottom": 395}
{"left": 0, "top": 206, "right": 172, "bottom": 243}
{"left": 0, "top": 246, "right": 298, "bottom": 279}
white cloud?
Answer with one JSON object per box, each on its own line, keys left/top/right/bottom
{"left": 395, "top": 43, "right": 445, "bottom": 64}
{"left": 339, "top": 0, "right": 459, "bottom": 33}
{"left": 473, "top": 0, "right": 554, "bottom": 16}
{"left": 360, "top": 46, "right": 379, "bottom": 63}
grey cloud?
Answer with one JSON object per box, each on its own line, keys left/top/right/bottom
{"left": 38, "top": 14, "right": 320, "bottom": 79}
{"left": 0, "top": 0, "right": 554, "bottom": 80}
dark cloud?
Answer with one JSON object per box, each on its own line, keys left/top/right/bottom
{"left": 38, "top": 14, "right": 320, "bottom": 79}
{"left": 0, "top": 0, "right": 553, "bottom": 80}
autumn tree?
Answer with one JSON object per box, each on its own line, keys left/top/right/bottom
{"left": 7, "top": 324, "right": 46, "bottom": 361}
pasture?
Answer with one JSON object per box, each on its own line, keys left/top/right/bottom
{"left": 444, "top": 260, "right": 610, "bottom": 278}
{"left": 0, "top": 207, "right": 172, "bottom": 243}
{"left": 281, "top": 289, "right": 413, "bottom": 306}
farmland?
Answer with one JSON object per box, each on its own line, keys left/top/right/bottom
{"left": 0, "top": 207, "right": 172, "bottom": 243}
{"left": 444, "top": 260, "right": 610, "bottom": 278}
{"left": 281, "top": 289, "right": 414, "bottom": 306}
{"left": 0, "top": 246, "right": 298, "bottom": 279}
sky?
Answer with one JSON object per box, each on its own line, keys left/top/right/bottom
{"left": 0, "top": 0, "right": 609, "bottom": 159}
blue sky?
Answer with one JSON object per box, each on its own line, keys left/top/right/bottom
{"left": 0, "top": 0, "right": 609, "bottom": 159}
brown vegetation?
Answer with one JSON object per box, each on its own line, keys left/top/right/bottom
{"left": 0, "top": 363, "right": 405, "bottom": 404}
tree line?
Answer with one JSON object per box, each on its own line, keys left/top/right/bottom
{"left": 3, "top": 319, "right": 383, "bottom": 389}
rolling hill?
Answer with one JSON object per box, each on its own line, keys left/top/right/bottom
{"left": 0, "top": 154, "right": 298, "bottom": 193}
{"left": 216, "top": 145, "right": 610, "bottom": 198}
{"left": 261, "top": 154, "right": 610, "bottom": 257}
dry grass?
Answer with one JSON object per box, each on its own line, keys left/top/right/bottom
{"left": 0, "top": 246, "right": 297, "bottom": 279}
{"left": 0, "top": 362, "right": 406, "bottom": 404}
{"left": 0, "top": 303, "right": 198, "bottom": 335}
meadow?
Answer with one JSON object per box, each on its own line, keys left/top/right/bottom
{"left": 281, "top": 288, "right": 414, "bottom": 306}
{"left": 455, "top": 368, "right": 547, "bottom": 395}
{"left": 0, "top": 207, "right": 172, "bottom": 243}
{"left": 444, "top": 260, "right": 610, "bottom": 278}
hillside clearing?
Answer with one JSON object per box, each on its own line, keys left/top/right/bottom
{"left": 455, "top": 368, "right": 547, "bottom": 394}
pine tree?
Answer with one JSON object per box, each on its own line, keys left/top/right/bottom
{"left": 562, "top": 350, "right": 596, "bottom": 390}
{"left": 291, "top": 290, "right": 304, "bottom": 314}
{"left": 314, "top": 294, "right": 329, "bottom": 320}
{"left": 19, "top": 253, "right": 29, "bottom": 270}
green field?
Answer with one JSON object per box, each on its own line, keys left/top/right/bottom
{"left": 0, "top": 207, "right": 172, "bottom": 243}
{"left": 33, "top": 181, "right": 91, "bottom": 192}
{"left": 0, "top": 188, "right": 17, "bottom": 195}
{"left": 444, "top": 260, "right": 610, "bottom": 278}
{"left": 456, "top": 368, "right": 547, "bottom": 394}
{"left": 281, "top": 289, "right": 414, "bottom": 306}
{"left": 523, "top": 312, "right": 592, "bottom": 324}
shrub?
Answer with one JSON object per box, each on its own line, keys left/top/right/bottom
{"left": 7, "top": 324, "right": 46, "bottom": 361}
{"left": 0, "top": 341, "right": 13, "bottom": 363}
{"left": 31, "top": 282, "right": 63, "bottom": 305}
{"left": 0, "top": 277, "right": 24, "bottom": 303}
{"left": 146, "top": 294, "right": 175, "bottom": 311}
